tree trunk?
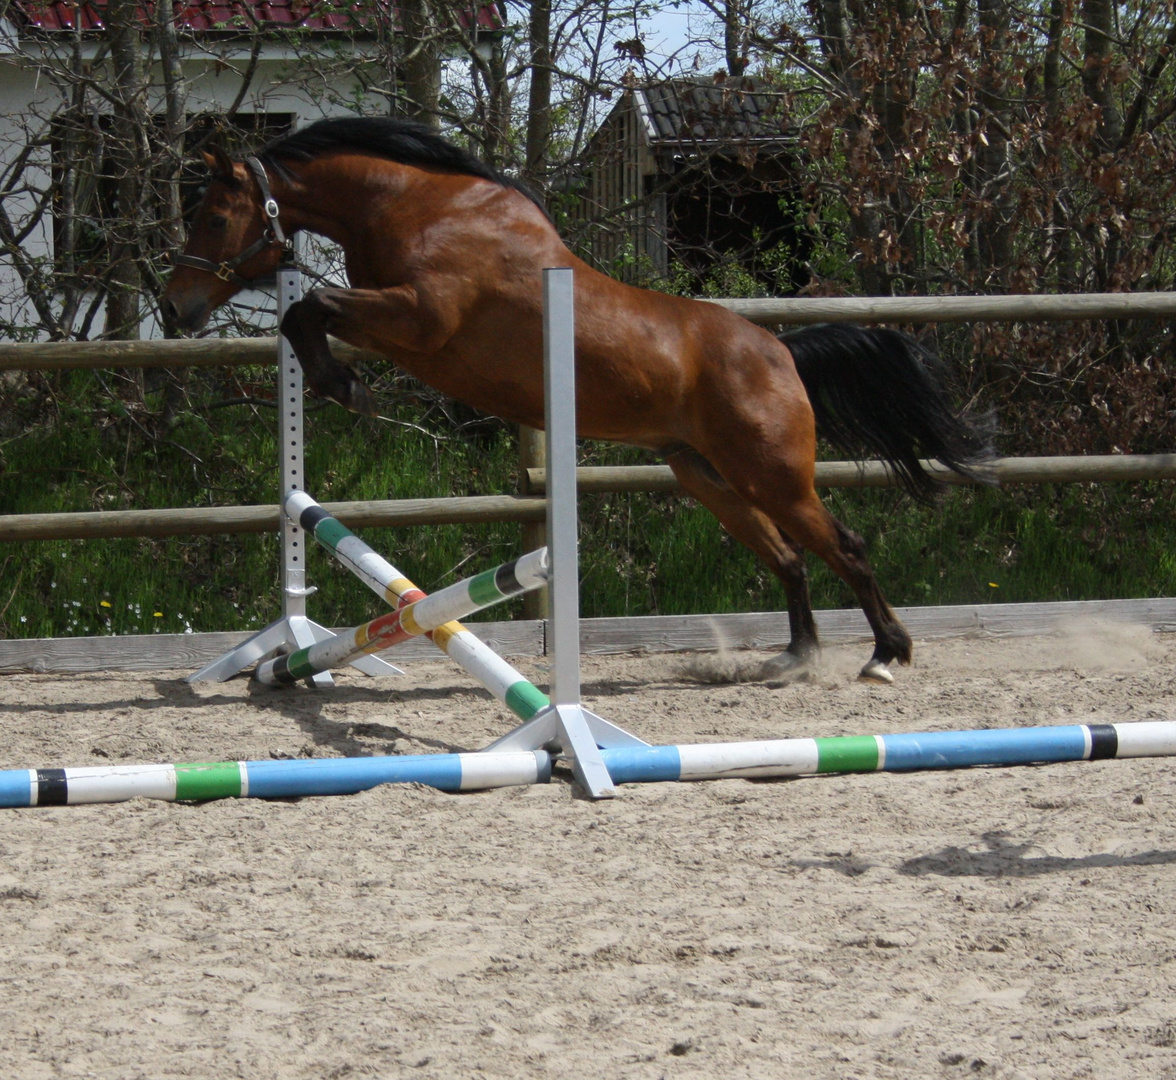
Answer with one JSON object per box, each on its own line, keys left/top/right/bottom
{"left": 399, "top": 0, "right": 443, "bottom": 128}
{"left": 476, "top": 29, "right": 510, "bottom": 167}
{"left": 1043, "top": 0, "right": 1075, "bottom": 290}
{"left": 156, "top": 0, "right": 187, "bottom": 254}
{"left": 524, "top": 0, "right": 553, "bottom": 184}
{"left": 724, "top": 0, "right": 749, "bottom": 77}
{"left": 104, "top": 0, "right": 145, "bottom": 340}
{"left": 812, "top": 0, "right": 891, "bottom": 295}
{"left": 1082, "top": 0, "right": 1124, "bottom": 288}
{"left": 974, "top": 0, "right": 1012, "bottom": 288}
{"left": 1082, "top": 0, "right": 1122, "bottom": 152}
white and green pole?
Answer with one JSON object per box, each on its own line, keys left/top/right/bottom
{"left": 285, "top": 491, "right": 552, "bottom": 722}
{"left": 256, "top": 548, "right": 548, "bottom": 686}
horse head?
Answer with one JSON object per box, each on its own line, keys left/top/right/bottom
{"left": 162, "top": 147, "right": 289, "bottom": 333}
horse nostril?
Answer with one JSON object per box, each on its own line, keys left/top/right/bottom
{"left": 162, "top": 297, "right": 188, "bottom": 331}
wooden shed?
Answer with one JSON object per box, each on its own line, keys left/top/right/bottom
{"left": 559, "top": 76, "right": 808, "bottom": 292}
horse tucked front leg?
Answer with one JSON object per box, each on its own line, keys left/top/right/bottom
{"left": 664, "top": 446, "right": 820, "bottom": 679}
{"left": 280, "top": 291, "right": 380, "bottom": 416}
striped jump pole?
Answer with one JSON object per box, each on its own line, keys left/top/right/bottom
{"left": 255, "top": 547, "right": 549, "bottom": 686}
{"left": 0, "top": 750, "right": 552, "bottom": 808}
{"left": 7, "top": 721, "right": 1171, "bottom": 809}
{"left": 285, "top": 491, "right": 551, "bottom": 722}
{"left": 598, "top": 721, "right": 1176, "bottom": 784}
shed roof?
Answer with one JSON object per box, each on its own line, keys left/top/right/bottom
{"left": 634, "top": 77, "right": 793, "bottom": 147}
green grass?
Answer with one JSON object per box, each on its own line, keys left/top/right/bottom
{"left": 576, "top": 479, "right": 1176, "bottom": 616}
{"left": 1, "top": 368, "right": 1174, "bottom": 640}
{"left": 810, "top": 481, "right": 1176, "bottom": 610}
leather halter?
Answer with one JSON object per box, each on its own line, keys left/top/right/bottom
{"left": 174, "top": 156, "right": 289, "bottom": 288}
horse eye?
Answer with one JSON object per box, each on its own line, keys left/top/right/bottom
{"left": 208, "top": 213, "right": 228, "bottom": 230}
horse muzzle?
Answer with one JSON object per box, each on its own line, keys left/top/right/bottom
{"left": 161, "top": 291, "right": 212, "bottom": 334}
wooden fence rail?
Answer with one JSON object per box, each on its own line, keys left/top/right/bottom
{"left": 3, "top": 291, "right": 1175, "bottom": 670}
{"left": 3, "top": 455, "right": 1174, "bottom": 543}
{"left": 713, "top": 290, "right": 1176, "bottom": 326}
{"left": 3, "top": 290, "right": 1176, "bottom": 373}
{"left": 0, "top": 335, "right": 378, "bottom": 371}
{"left": 527, "top": 455, "right": 1176, "bottom": 494}
{"left": 2, "top": 291, "right": 1174, "bottom": 545}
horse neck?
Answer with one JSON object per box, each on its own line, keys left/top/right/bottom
{"left": 268, "top": 156, "right": 403, "bottom": 248}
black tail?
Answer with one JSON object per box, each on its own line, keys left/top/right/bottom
{"left": 782, "top": 323, "right": 995, "bottom": 501}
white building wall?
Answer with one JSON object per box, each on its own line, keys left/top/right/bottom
{"left": 0, "top": 32, "right": 370, "bottom": 339}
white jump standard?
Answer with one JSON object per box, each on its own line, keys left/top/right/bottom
{"left": 188, "top": 267, "right": 400, "bottom": 686}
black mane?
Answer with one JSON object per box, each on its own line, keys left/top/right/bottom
{"left": 260, "top": 116, "right": 545, "bottom": 211}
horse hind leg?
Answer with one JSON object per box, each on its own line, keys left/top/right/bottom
{"left": 280, "top": 290, "right": 379, "bottom": 417}
{"left": 670, "top": 444, "right": 910, "bottom": 682}
{"left": 665, "top": 447, "right": 820, "bottom": 680}
{"left": 766, "top": 486, "right": 912, "bottom": 683}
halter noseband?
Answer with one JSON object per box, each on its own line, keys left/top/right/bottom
{"left": 174, "top": 156, "right": 289, "bottom": 288}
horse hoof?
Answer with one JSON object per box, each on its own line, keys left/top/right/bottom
{"left": 760, "top": 652, "right": 812, "bottom": 681}
{"left": 858, "top": 658, "right": 894, "bottom": 684}
{"left": 336, "top": 379, "right": 379, "bottom": 417}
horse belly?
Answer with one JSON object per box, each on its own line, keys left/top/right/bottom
{"left": 388, "top": 276, "right": 694, "bottom": 447}
{"left": 396, "top": 338, "right": 547, "bottom": 429}
{"left": 398, "top": 341, "right": 675, "bottom": 450}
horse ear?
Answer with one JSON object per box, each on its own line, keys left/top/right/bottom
{"left": 202, "top": 146, "right": 241, "bottom": 185}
